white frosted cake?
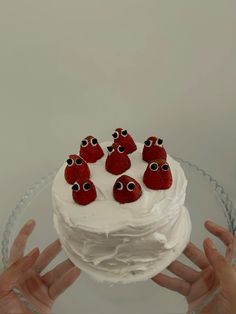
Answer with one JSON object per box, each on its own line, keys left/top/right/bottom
{"left": 52, "top": 130, "right": 191, "bottom": 283}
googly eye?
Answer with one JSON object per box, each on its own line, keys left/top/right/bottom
{"left": 115, "top": 181, "right": 123, "bottom": 191}
{"left": 162, "top": 164, "right": 169, "bottom": 171}
{"left": 67, "top": 158, "right": 74, "bottom": 166}
{"left": 83, "top": 182, "right": 91, "bottom": 191}
{"left": 157, "top": 138, "right": 163, "bottom": 146}
{"left": 127, "top": 182, "right": 135, "bottom": 191}
{"left": 107, "top": 146, "right": 114, "bottom": 155}
{"left": 112, "top": 131, "right": 119, "bottom": 139}
{"left": 149, "top": 162, "right": 159, "bottom": 171}
{"left": 144, "top": 139, "right": 152, "bottom": 147}
{"left": 72, "top": 183, "right": 80, "bottom": 191}
{"left": 75, "top": 158, "right": 83, "bottom": 165}
{"left": 121, "top": 129, "right": 128, "bottom": 137}
{"left": 91, "top": 138, "right": 98, "bottom": 146}
{"left": 81, "top": 139, "right": 88, "bottom": 147}
{"left": 118, "top": 145, "right": 125, "bottom": 153}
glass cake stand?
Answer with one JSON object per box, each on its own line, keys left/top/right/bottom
{"left": 1, "top": 158, "right": 236, "bottom": 314}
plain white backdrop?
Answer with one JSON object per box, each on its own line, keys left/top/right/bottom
{"left": 0, "top": 0, "right": 236, "bottom": 275}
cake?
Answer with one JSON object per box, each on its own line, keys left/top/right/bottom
{"left": 52, "top": 129, "right": 191, "bottom": 284}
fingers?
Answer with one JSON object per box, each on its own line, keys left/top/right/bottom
{"left": 42, "top": 259, "right": 75, "bottom": 286}
{"left": 203, "top": 238, "right": 235, "bottom": 287}
{"left": 205, "top": 220, "right": 235, "bottom": 263}
{"left": 49, "top": 267, "right": 81, "bottom": 300}
{"left": 34, "top": 240, "right": 61, "bottom": 273}
{"left": 9, "top": 220, "right": 36, "bottom": 264}
{"left": 205, "top": 220, "right": 234, "bottom": 246}
{"left": 152, "top": 273, "right": 190, "bottom": 296}
{"left": 0, "top": 248, "right": 39, "bottom": 296}
{"left": 184, "top": 242, "right": 209, "bottom": 270}
{"left": 167, "top": 260, "right": 200, "bottom": 283}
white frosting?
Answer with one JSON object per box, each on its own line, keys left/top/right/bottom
{"left": 52, "top": 142, "right": 192, "bottom": 283}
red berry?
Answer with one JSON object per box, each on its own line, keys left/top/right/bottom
{"left": 79, "top": 136, "right": 104, "bottom": 163}
{"left": 72, "top": 178, "right": 97, "bottom": 205}
{"left": 112, "top": 128, "right": 137, "bottom": 154}
{"left": 142, "top": 136, "right": 167, "bottom": 162}
{"left": 105, "top": 143, "right": 131, "bottom": 175}
{"left": 113, "top": 175, "right": 142, "bottom": 204}
{"left": 143, "top": 159, "right": 172, "bottom": 190}
{"left": 64, "top": 154, "right": 90, "bottom": 184}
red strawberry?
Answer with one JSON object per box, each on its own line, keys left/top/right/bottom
{"left": 143, "top": 159, "right": 172, "bottom": 190}
{"left": 72, "top": 178, "right": 97, "bottom": 205}
{"left": 113, "top": 175, "right": 142, "bottom": 204}
{"left": 64, "top": 154, "right": 90, "bottom": 184}
{"left": 142, "top": 136, "right": 167, "bottom": 162}
{"left": 112, "top": 128, "right": 137, "bottom": 154}
{"left": 79, "top": 135, "right": 104, "bottom": 163}
{"left": 105, "top": 143, "right": 131, "bottom": 175}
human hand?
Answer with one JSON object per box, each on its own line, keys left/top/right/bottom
{"left": 152, "top": 220, "right": 236, "bottom": 314}
{"left": 0, "top": 219, "right": 81, "bottom": 314}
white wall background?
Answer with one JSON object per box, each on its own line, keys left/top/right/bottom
{"left": 0, "top": 0, "right": 236, "bottom": 310}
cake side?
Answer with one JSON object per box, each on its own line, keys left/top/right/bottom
{"left": 53, "top": 205, "right": 191, "bottom": 283}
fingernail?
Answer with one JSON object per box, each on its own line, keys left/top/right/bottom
{"left": 206, "top": 238, "right": 216, "bottom": 249}
{"left": 73, "top": 267, "right": 81, "bottom": 275}
{"left": 206, "top": 220, "right": 217, "bottom": 227}
{"left": 26, "top": 247, "right": 39, "bottom": 258}
{"left": 26, "top": 219, "right": 35, "bottom": 227}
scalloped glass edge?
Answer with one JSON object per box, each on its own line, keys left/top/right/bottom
{"left": 1, "top": 160, "right": 236, "bottom": 314}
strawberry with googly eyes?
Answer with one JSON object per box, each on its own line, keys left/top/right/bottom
{"left": 142, "top": 136, "right": 167, "bottom": 163}
{"left": 113, "top": 175, "right": 142, "bottom": 204}
{"left": 72, "top": 179, "right": 97, "bottom": 205}
{"left": 64, "top": 154, "right": 90, "bottom": 184}
{"left": 143, "top": 159, "right": 172, "bottom": 190}
{"left": 105, "top": 143, "right": 131, "bottom": 175}
{"left": 112, "top": 128, "right": 137, "bottom": 154}
{"left": 79, "top": 135, "right": 104, "bottom": 163}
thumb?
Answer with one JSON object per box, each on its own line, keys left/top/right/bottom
{"left": 0, "top": 247, "right": 39, "bottom": 296}
{"left": 203, "top": 238, "right": 235, "bottom": 287}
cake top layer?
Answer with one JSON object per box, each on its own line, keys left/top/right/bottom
{"left": 52, "top": 142, "right": 187, "bottom": 233}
